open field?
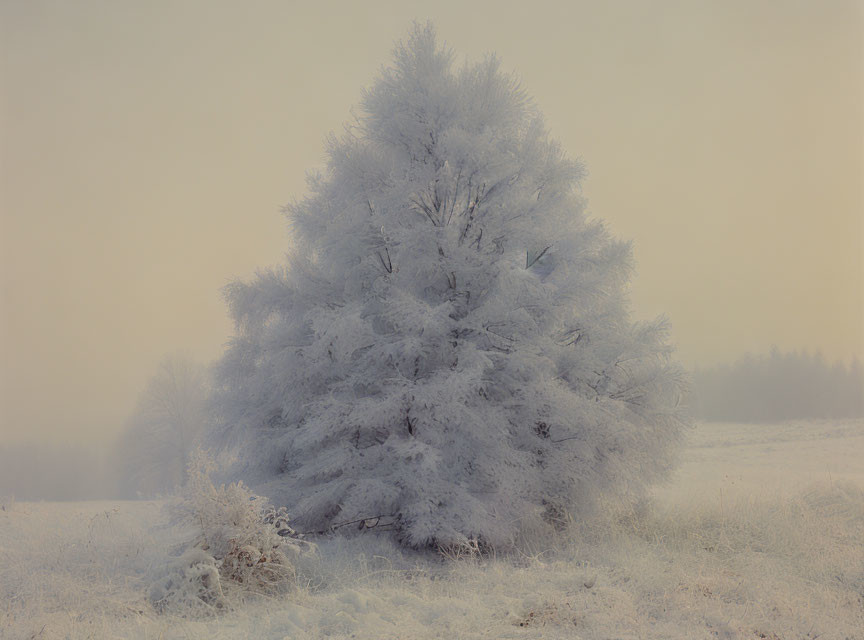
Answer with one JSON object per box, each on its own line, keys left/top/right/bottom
{"left": 2, "top": 419, "right": 863, "bottom": 639}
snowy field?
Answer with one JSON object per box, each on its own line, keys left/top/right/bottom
{"left": 2, "top": 419, "right": 862, "bottom": 640}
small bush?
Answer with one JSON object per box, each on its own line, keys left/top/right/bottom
{"left": 149, "top": 548, "right": 226, "bottom": 615}
{"left": 150, "top": 451, "right": 315, "bottom": 615}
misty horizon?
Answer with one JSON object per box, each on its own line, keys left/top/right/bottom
{"left": 2, "top": 344, "right": 860, "bottom": 503}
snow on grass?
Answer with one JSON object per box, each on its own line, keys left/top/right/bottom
{"left": 2, "top": 419, "right": 863, "bottom": 639}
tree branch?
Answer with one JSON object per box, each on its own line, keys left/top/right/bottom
{"left": 526, "top": 245, "right": 551, "bottom": 269}
{"left": 377, "top": 248, "right": 393, "bottom": 273}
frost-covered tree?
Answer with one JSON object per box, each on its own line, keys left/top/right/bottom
{"left": 211, "top": 25, "right": 688, "bottom": 549}
{"left": 114, "top": 353, "right": 209, "bottom": 497}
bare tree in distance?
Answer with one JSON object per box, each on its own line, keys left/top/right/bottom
{"left": 114, "top": 352, "right": 209, "bottom": 497}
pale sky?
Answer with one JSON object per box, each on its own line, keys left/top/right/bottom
{"left": 1, "top": 0, "right": 862, "bottom": 447}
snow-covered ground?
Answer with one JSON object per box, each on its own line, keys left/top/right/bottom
{"left": 2, "top": 419, "right": 862, "bottom": 639}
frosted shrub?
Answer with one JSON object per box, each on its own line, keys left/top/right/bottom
{"left": 149, "top": 451, "right": 315, "bottom": 615}
{"left": 210, "top": 23, "right": 689, "bottom": 551}
{"left": 149, "top": 548, "right": 226, "bottom": 615}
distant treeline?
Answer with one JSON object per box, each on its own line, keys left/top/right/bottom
{"left": 692, "top": 349, "right": 864, "bottom": 422}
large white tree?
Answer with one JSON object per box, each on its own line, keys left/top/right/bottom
{"left": 210, "top": 25, "right": 689, "bottom": 549}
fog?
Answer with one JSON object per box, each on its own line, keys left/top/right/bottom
{"left": 0, "top": 442, "right": 107, "bottom": 501}
{"left": 1, "top": 1, "right": 861, "bottom": 463}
